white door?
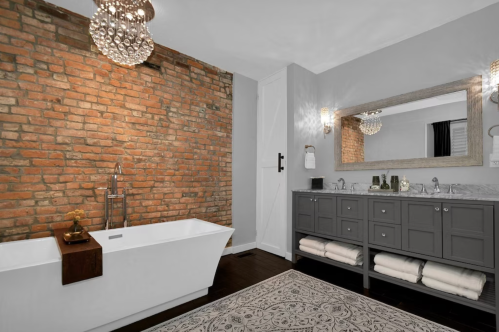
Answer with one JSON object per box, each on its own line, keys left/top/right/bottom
{"left": 256, "top": 68, "right": 287, "bottom": 257}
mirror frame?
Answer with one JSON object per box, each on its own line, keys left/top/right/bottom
{"left": 334, "top": 75, "right": 483, "bottom": 171}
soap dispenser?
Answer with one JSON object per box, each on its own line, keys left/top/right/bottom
{"left": 400, "top": 175, "right": 410, "bottom": 192}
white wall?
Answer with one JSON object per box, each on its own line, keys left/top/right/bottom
{"left": 232, "top": 73, "right": 258, "bottom": 247}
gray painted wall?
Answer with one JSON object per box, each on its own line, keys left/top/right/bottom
{"left": 286, "top": 63, "right": 319, "bottom": 253}
{"left": 364, "top": 101, "right": 467, "bottom": 161}
{"left": 313, "top": 3, "right": 499, "bottom": 188}
{"left": 232, "top": 73, "right": 258, "bottom": 247}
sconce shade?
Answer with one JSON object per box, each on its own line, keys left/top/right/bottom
{"left": 320, "top": 107, "right": 330, "bottom": 125}
{"left": 491, "top": 60, "right": 499, "bottom": 86}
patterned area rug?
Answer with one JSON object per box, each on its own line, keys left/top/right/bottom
{"left": 145, "top": 270, "right": 456, "bottom": 332}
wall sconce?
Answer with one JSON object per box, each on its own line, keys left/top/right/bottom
{"left": 320, "top": 107, "right": 332, "bottom": 138}
{"left": 490, "top": 59, "right": 499, "bottom": 103}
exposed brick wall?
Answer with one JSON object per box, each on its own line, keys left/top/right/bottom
{"left": 0, "top": 0, "right": 233, "bottom": 242}
{"left": 341, "top": 116, "right": 364, "bottom": 163}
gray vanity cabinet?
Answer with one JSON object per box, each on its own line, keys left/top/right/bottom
{"left": 315, "top": 196, "right": 336, "bottom": 236}
{"left": 401, "top": 201, "right": 443, "bottom": 257}
{"left": 293, "top": 190, "right": 499, "bottom": 328}
{"left": 295, "top": 194, "right": 315, "bottom": 232}
{"left": 442, "top": 203, "right": 494, "bottom": 268}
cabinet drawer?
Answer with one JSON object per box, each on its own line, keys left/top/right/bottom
{"left": 443, "top": 204, "right": 494, "bottom": 268}
{"left": 369, "top": 222, "right": 401, "bottom": 249}
{"left": 337, "top": 218, "right": 362, "bottom": 242}
{"left": 369, "top": 199, "right": 401, "bottom": 224}
{"left": 337, "top": 197, "right": 364, "bottom": 220}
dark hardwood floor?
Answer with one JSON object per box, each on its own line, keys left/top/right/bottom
{"left": 115, "top": 249, "right": 496, "bottom": 332}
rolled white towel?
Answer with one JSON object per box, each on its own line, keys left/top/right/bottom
{"left": 423, "top": 261, "right": 486, "bottom": 293}
{"left": 422, "top": 276, "right": 481, "bottom": 301}
{"left": 374, "top": 252, "right": 424, "bottom": 277}
{"left": 325, "top": 251, "right": 363, "bottom": 266}
{"left": 299, "top": 236, "right": 329, "bottom": 251}
{"left": 299, "top": 245, "right": 326, "bottom": 257}
{"left": 374, "top": 265, "right": 421, "bottom": 283}
{"left": 325, "top": 241, "right": 362, "bottom": 261}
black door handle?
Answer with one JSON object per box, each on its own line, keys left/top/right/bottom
{"left": 278, "top": 153, "right": 284, "bottom": 172}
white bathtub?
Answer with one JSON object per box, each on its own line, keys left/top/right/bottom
{"left": 0, "top": 218, "right": 233, "bottom": 332}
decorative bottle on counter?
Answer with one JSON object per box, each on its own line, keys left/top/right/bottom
{"left": 380, "top": 174, "right": 390, "bottom": 189}
{"left": 390, "top": 176, "right": 399, "bottom": 192}
{"left": 400, "top": 175, "right": 410, "bottom": 192}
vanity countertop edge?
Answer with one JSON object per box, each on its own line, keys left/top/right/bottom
{"left": 292, "top": 189, "right": 499, "bottom": 202}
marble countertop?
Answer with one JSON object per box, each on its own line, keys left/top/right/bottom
{"left": 292, "top": 189, "right": 499, "bottom": 202}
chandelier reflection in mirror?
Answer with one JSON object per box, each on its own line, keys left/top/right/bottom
{"left": 360, "top": 110, "right": 382, "bottom": 135}
{"left": 89, "top": 0, "right": 155, "bottom": 66}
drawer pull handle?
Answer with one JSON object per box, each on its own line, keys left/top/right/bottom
{"left": 444, "top": 208, "right": 449, "bottom": 212}
{"left": 435, "top": 207, "right": 440, "bottom": 211}
{"left": 347, "top": 228, "right": 351, "bottom": 231}
{"left": 381, "top": 233, "right": 386, "bottom": 237}
{"left": 314, "top": 199, "right": 317, "bottom": 202}
{"left": 347, "top": 206, "right": 351, "bottom": 210}
{"left": 310, "top": 199, "right": 313, "bottom": 201}
{"left": 381, "top": 209, "right": 386, "bottom": 213}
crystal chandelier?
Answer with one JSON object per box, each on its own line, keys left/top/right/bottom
{"left": 360, "top": 110, "right": 382, "bottom": 135}
{"left": 89, "top": 0, "right": 155, "bottom": 66}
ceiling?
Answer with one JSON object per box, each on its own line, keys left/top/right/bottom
{"left": 48, "top": 0, "right": 499, "bottom": 81}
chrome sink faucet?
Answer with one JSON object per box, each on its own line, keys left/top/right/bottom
{"left": 338, "top": 178, "right": 346, "bottom": 190}
{"left": 419, "top": 183, "right": 428, "bottom": 194}
{"left": 432, "top": 177, "right": 440, "bottom": 193}
{"left": 448, "top": 184, "right": 458, "bottom": 194}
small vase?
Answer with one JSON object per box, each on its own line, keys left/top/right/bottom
{"left": 390, "top": 176, "right": 399, "bottom": 192}
{"left": 380, "top": 174, "right": 390, "bottom": 189}
{"left": 400, "top": 175, "right": 410, "bottom": 192}
{"left": 67, "top": 219, "right": 84, "bottom": 235}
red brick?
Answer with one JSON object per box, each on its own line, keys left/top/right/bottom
{"left": 0, "top": 0, "right": 233, "bottom": 242}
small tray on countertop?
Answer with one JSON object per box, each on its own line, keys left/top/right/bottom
{"left": 368, "top": 188, "right": 398, "bottom": 193}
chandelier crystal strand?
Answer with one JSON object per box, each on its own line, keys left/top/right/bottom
{"left": 89, "top": 0, "right": 155, "bottom": 66}
{"left": 360, "top": 110, "right": 382, "bottom": 135}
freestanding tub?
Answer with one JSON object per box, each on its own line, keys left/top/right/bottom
{"left": 0, "top": 218, "right": 233, "bottom": 332}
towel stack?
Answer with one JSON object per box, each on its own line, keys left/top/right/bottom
{"left": 422, "top": 261, "right": 486, "bottom": 301}
{"left": 299, "top": 236, "right": 328, "bottom": 257}
{"left": 325, "top": 241, "right": 363, "bottom": 266}
{"left": 374, "top": 252, "right": 424, "bottom": 283}
{"left": 298, "top": 236, "right": 363, "bottom": 266}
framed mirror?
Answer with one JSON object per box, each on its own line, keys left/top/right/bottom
{"left": 334, "top": 76, "right": 483, "bottom": 171}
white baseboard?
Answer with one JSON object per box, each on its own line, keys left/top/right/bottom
{"left": 222, "top": 247, "right": 233, "bottom": 256}
{"left": 285, "top": 252, "right": 292, "bottom": 261}
{"left": 232, "top": 242, "right": 257, "bottom": 254}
